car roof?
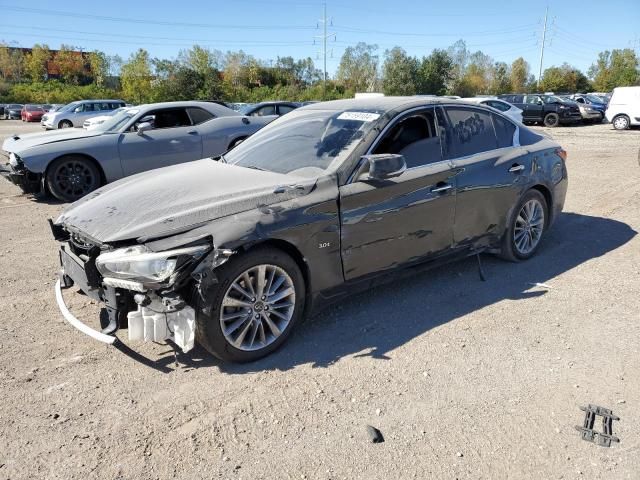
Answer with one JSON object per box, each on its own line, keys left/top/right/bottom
{"left": 133, "top": 100, "right": 240, "bottom": 116}
{"left": 74, "top": 99, "right": 125, "bottom": 103}
{"left": 301, "top": 96, "right": 475, "bottom": 113}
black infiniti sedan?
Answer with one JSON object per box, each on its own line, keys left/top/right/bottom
{"left": 52, "top": 97, "right": 568, "bottom": 362}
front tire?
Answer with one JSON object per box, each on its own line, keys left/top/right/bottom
{"left": 543, "top": 113, "right": 560, "bottom": 128}
{"left": 612, "top": 115, "right": 630, "bottom": 130}
{"left": 45, "top": 155, "right": 101, "bottom": 202}
{"left": 196, "top": 246, "right": 306, "bottom": 362}
{"left": 58, "top": 120, "right": 73, "bottom": 129}
{"left": 500, "top": 190, "right": 548, "bottom": 262}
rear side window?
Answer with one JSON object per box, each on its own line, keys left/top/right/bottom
{"left": 186, "top": 107, "right": 214, "bottom": 125}
{"left": 492, "top": 114, "right": 516, "bottom": 148}
{"left": 443, "top": 107, "right": 498, "bottom": 158}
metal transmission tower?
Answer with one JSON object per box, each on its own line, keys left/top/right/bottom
{"left": 537, "top": 6, "right": 549, "bottom": 89}
{"left": 314, "top": 2, "right": 336, "bottom": 99}
{"left": 537, "top": 6, "right": 555, "bottom": 89}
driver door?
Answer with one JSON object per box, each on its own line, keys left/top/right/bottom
{"left": 118, "top": 107, "right": 203, "bottom": 176}
{"left": 339, "top": 107, "right": 458, "bottom": 281}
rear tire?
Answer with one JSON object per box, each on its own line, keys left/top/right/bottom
{"left": 228, "top": 136, "right": 247, "bottom": 150}
{"left": 195, "top": 246, "right": 305, "bottom": 363}
{"left": 543, "top": 113, "right": 560, "bottom": 128}
{"left": 612, "top": 115, "right": 630, "bottom": 130}
{"left": 45, "top": 155, "right": 101, "bottom": 202}
{"left": 499, "top": 189, "right": 548, "bottom": 262}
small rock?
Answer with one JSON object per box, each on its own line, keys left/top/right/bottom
{"left": 617, "top": 399, "right": 626, "bottom": 404}
{"left": 376, "top": 408, "right": 382, "bottom": 416}
{"left": 456, "top": 452, "right": 463, "bottom": 457}
{"left": 223, "top": 456, "right": 230, "bottom": 462}
{"left": 366, "top": 425, "right": 384, "bottom": 443}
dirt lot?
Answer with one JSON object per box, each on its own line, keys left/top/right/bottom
{"left": 0, "top": 119, "right": 639, "bottom": 480}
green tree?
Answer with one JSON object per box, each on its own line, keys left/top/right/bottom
{"left": 0, "top": 43, "right": 25, "bottom": 82}
{"left": 24, "top": 44, "right": 51, "bottom": 81}
{"left": 381, "top": 47, "right": 418, "bottom": 95}
{"left": 336, "top": 42, "right": 379, "bottom": 93}
{"left": 88, "top": 50, "right": 108, "bottom": 87}
{"left": 56, "top": 44, "right": 85, "bottom": 84}
{"left": 120, "top": 49, "right": 153, "bottom": 104}
{"left": 416, "top": 49, "right": 453, "bottom": 95}
{"left": 588, "top": 49, "right": 639, "bottom": 91}
{"left": 488, "top": 62, "right": 511, "bottom": 94}
{"left": 539, "top": 63, "right": 591, "bottom": 93}
{"left": 510, "top": 57, "right": 530, "bottom": 93}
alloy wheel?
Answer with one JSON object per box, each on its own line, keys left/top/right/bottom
{"left": 219, "top": 264, "right": 296, "bottom": 351}
{"left": 613, "top": 116, "right": 629, "bottom": 130}
{"left": 513, "top": 199, "right": 545, "bottom": 255}
{"left": 53, "top": 160, "right": 98, "bottom": 199}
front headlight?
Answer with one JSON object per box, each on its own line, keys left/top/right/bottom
{"left": 9, "top": 152, "right": 20, "bottom": 167}
{"left": 96, "top": 245, "right": 209, "bottom": 286}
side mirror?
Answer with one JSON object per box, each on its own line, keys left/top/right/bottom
{"left": 136, "top": 122, "right": 152, "bottom": 135}
{"left": 537, "top": 100, "right": 543, "bottom": 105}
{"left": 363, "top": 154, "right": 406, "bottom": 180}
{"left": 74, "top": 107, "right": 83, "bottom": 113}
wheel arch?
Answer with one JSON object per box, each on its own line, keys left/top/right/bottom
{"left": 530, "top": 183, "right": 553, "bottom": 224}
{"left": 46, "top": 153, "right": 107, "bottom": 187}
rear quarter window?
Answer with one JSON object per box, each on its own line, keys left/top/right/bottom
{"left": 187, "top": 107, "right": 215, "bottom": 125}
{"left": 492, "top": 114, "right": 516, "bottom": 148}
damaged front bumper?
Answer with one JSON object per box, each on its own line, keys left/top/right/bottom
{"left": 0, "top": 163, "right": 42, "bottom": 194}
{"left": 55, "top": 240, "right": 199, "bottom": 353}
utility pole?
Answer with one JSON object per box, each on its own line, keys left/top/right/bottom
{"left": 314, "top": 2, "right": 335, "bottom": 99}
{"left": 537, "top": 6, "right": 548, "bottom": 90}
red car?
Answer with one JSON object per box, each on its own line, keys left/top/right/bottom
{"left": 21, "top": 104, "right": 45, "bottom": 122}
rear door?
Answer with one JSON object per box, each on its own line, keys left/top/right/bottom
{"left": 118, "top": 107, "right": 203, "bottom": 176}
{"left": 442, "top": 106, "right": 527, "bottom": 247}
{"left": 339, "top": 107, "right": 458, "bottom": 280}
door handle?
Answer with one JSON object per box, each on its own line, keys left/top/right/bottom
{"left": 509, "top": 164, "right": 525, "bottom": 173}
{"left": 431, "top": 184, "right": 452, "bottom": 193}
{"left": 187, "top": 130, "right": 198, "bottom": 135}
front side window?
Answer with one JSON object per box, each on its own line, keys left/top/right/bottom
{"left": 253, "top": 105, "right": 276, "bottom": 116}
{"left": 227, "top": 108, "right": 379, "bottom": 177}
{"left": 278, "top": 105, "right": 296, "bottom": 115}
{"left": 525, "top": 96, "right": 542, "bottom": 105}
{"left": 443, "top": 107, "right": 498, "bottom": 158}
{"left": 147, "top": 108, "right": 192, "bottom": 129}
{"left": 373, "top": 108, "right": 442, "bottom": 168}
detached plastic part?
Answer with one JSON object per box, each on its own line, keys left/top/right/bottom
{"left": 128, "top": 304, "right": 195, "bottom": 353}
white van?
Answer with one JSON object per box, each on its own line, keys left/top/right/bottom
{"left": 605, "top": 86, "right": 640, "bottom": 130}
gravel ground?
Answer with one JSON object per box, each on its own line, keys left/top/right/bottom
{"left": 0, "top": 119, "right": 639, "bottom": 480}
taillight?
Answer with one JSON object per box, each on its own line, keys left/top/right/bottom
{"left": 555, "top": 148, "right": 567, "bottom": 161}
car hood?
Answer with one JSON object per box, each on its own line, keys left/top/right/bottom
{"left": 2, "top": 128, "right": 104, "bottom": 154}
{"left": 55, "top": 159, "right": 315, "bottom": 244}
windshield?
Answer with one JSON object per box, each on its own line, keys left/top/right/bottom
{"left": 239, "top": 104, "right": 256, "bottom": 115}
{"left": 93, "top": 108, "right": 140, "bottom": 132}
{"left": 8, "top": 104, "right": 22, "bottom": 109}
{"left": 586, "top": 94, "right": 605, "bottom": 104}
{"left": 543, "top": 95, "right": 565, "bottom": 104}
{"left": 59, "top": 102, "right": 79, "bottom": 112}
{"left": 226, "top": 108, "right": 381, "bottom": 177}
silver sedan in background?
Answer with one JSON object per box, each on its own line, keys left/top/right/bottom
{"left": 1, "top": 101, "right": 275, "bottom": 201}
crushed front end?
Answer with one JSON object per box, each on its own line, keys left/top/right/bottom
{"left": 51, "top": 221, "right": 230, "bottom": 353}
{"left": 0, "top": 151, "right": 42, "bottom": 194}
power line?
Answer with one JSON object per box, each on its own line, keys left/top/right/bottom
{"left": 0, "top": 4, "right": 315, "bottom": 30}
{"left": 332, "top": 24, "right": 538, "bottom": 37}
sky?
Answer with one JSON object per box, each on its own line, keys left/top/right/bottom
{"left": 1, "top": 0, "right": 639, "bottom": 79}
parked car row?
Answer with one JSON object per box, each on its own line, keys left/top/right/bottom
{"left": 1, "top": 103, "right": 63, "bottom": 121}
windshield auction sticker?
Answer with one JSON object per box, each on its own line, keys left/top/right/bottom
{"left": 337, "top": 112, "right": 381, "bottom": 122}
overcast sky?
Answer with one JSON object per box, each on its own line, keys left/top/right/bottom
{"left": 2, "top": 0, "right": 639, "bottom": 78}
